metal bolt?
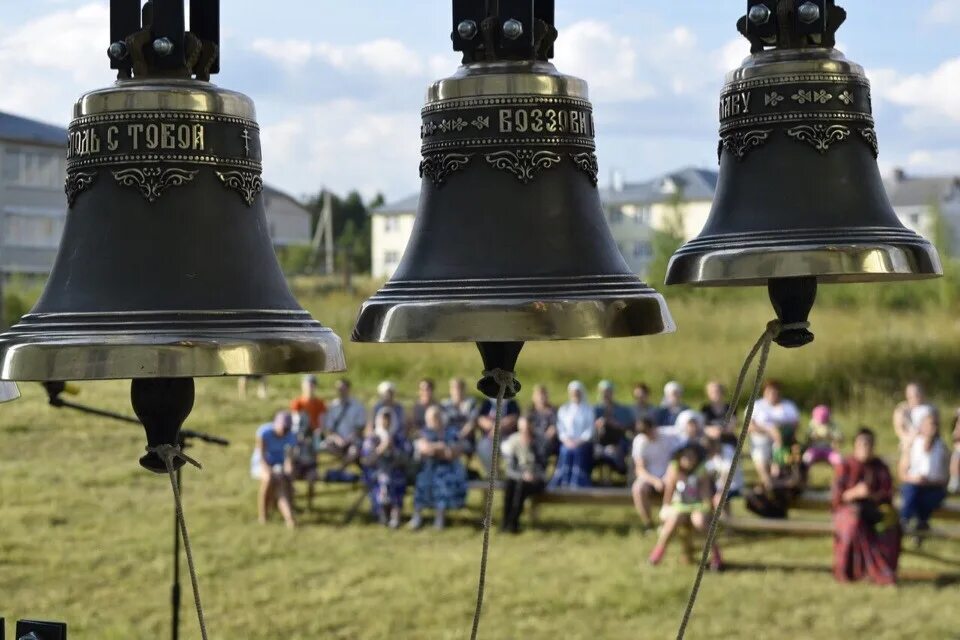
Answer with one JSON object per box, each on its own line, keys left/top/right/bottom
{"left": 152, "top": 37, "right": 174, "bottom": 56}
{"left": 798, "top": 1, "right": 821, "bottom": 24}
{"left": 108, "top": 41, "right": 128, "bottom": 60}
{"left": 502, "top": 18, "right": 524, "bottom": 40}
{"left": 457, "top": 19, "right": 478, "bottom": 41}
{"left": 748, "top": 4, "right": 772, "bottom": 25}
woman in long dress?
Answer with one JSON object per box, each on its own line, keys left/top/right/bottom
{"left": 410, "top": 405, "right": 468, "bottom": 530}
{"left": 832, "top": 428, "right": 901, "bottom": 585}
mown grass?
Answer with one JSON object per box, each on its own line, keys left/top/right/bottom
{"left": 2, "top": 282, "right": 960, "bottom": 638}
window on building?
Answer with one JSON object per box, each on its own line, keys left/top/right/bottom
{"left": 384, "top": 250, "right": 401, "bottom": 267}
{"left": 908, "top": 213, "right": 921, "bottom": 226}
{"left": 635, "top": 205, "right": 652, "bottom": 225}
{"left": 384, "top": 217, "right": 401, "bottom": 233}
{"left": 3, "top": 214, "right": 63, "bottom": 248}
{"left": 2, "top": 147, "right": 63, "bottom": 189}
{"left": 632, "top": 241, "right": 652, "bottom": 259}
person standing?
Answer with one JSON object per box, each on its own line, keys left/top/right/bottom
{"left": 323, "top": 378, "right": 367, "bottom": 468}
{"left": 250, "top": 411, "right": 298, "bottom": 529}
{"left": 500, "top": 416, "right": 547, "bottom": 533}
{"left": 290, "top": 374, "right": 326, "bottom": 432}
{"left": 654, "top": 381, "right": 689, "bottom": 428}
{"left": 749, "top": 380, "right": 800, "bottom": 489}
{"left": 550, "top": 381, "right": 595, "bottom": 488}
{"left": 899, "top": 413, "right": 950, "bottom": 540}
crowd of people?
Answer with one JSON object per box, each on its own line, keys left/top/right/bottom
{"left": 249, "top": 375, "right": 960, "bottom": 582}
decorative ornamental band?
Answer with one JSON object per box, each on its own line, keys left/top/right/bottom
{"left": 719, "top": 123, "right": 879, "bottom": 161}
{"left": 719, "top": 78, "right": 873, "bottom": 131}
{"left": 66, "top": 111, "right": 262, "bottom": 172}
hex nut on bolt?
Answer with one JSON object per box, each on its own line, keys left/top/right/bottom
{"left": 458, "top": 20, "right": 478, "bottom": 40}
{"left": 502, "top": 19, "right": 524, "bottom": 40}
{"left": 798, "top": 2, "right": 821, "bottom": 24}
{"left": 748, "top": 4, "right": 772, "bottom": 25}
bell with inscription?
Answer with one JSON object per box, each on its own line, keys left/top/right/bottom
{"left": 0, "top": 1, "right": 344, "bottom": 468}
{"left": 353, "top": 0, "right": 673, "bottom": 395}
{"left": 666, "top": 0, "right": 941, "bottom": 347}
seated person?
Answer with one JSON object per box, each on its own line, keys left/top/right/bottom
{"left": 832, "top": 428, "right": 900, "bottom": 585}
{"left": 475, "top": 394, "right": 521, "bottom": 476}
{"left": 648, "top": 444, "right": 723, "bottom": 570}
{"left": 549, "top": 381, "right": 595, "bottom": 488}
{"left": 705, "top": 436, "right": 744, "bottom": 513}
{"left": 360, "top": 408, "right": 408, "bottom": 529}
{"left": 701, "top": 381, "right": 734, "bottom": 443}
{"left": 653, "top": 381, "right": 689, "bottom": 428}
{"left": 899, "top": 413, "right": 950, "bottom": 540}
{"left": 802, "top": 404, "right": 843, "bottom": 468}
{"left": 631, "top": 418, "right": 679, "bottom": 531}
{"left": 323, "top": 378, "right": 367, "bottom": 469}
{"left": 593, "top": 380, "right": 634, "bottom": 480}
{"left": 290, "top": 411, "right": 320, "bottom": 511}
{"left": 250, "top": 411, "right": 297, "bottom": 529}
{"left": 950, "top": 412, "right": 960, "bottom": 495}
{"left": 290, "top": 374, "right": 326, "bottom": 432}
{"left": 410, "top": 406, "right": 468, "bottom": 530}
{"left": 370, "top": 381, "right": 405, "bottom": 436}
{"left": 749, "top": 380, "right": 799, "bottom": 489}
{"left": 892, "top": 382, "right": 934, "bottom": 446}
{"left": 441, "top": 377, "right": 479, "bottom": 450}
{"left": 409, "top": 377, "right": 439, "bottom": 433}
{"left": 500, "top": 416, "right": 547, "bottom": 533}
{"left": 528, "top": 384, "right": 559, "bottom": 460}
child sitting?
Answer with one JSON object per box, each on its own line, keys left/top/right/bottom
{"left": 359, "top": 409, "right": 408, "bottom": 528}
{"left": 648, "top": 444, "right": 723, "bottom": 570}
{"left": 802, "top": 404, "right": 843, "bottom": 468}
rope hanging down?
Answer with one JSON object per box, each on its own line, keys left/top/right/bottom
{"left": 470, "top": 368, "right": 518, "bottom": 640}
{"left": 675, "top": 320, "right": 808, "bottom": 640}
{"left": 151, "top": 444, "right": 210, "bottom": 640}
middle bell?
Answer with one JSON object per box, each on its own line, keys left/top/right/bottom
{"left": 354, "top": 29, "right": 673, "bottom": 343}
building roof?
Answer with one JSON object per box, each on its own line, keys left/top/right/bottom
{"left": 0, "top": 112, "right": 67, "bottom": 147}
{"left": 373, "top": 193, "right": 420, "bottom": 216}
{"left": 884, "top": 171, "right": 960, "bottom": 208}
{"left": 600, "top": 167, "right": 719, "bottom": 206}
{"left": 262, "top": 184, "right": 310, "bottom": 212}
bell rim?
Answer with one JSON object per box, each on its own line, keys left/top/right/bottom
{"left": 665, "top": 241, "right": 943, "bottom": 287}
{"left": 350, "top": 295, "right": 676, "bottom": 344}
{"left": 74, "top": 78, "right": 257, "bottom": 121}
{"left": 0, "top": 328, "right": 346, "bottom": 382}
{"left": 426, "top": 60, "right": 589, "bottom": 103}
{"left": 726, "top": 47, "right": 865, "bottom": 84}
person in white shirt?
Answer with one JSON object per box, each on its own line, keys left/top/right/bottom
{"left": 631, "top": 418, "right": 680, "bottom": 530}
{"left": 749, "top": 380, "right": 800, "bottom": 489}
{"left": 549, "top": 380, "right": 595, "bottom": 488}
{"left": 893, "top": 382, "right": 936, "bottom": 446}
{"left": 705, "top": 438, "right": 745, "bottom": 513}
{"left": 899, "top": 412, "right": 950, "bottom": 536}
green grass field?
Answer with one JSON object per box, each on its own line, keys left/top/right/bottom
{"left": 2, "top": 283, "right": 960, "bottom": 638}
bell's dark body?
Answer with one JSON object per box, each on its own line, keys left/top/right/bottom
{"left": 667, "top": 48, "right": 941, "bottom": 287}
{"left": 0, "top": 79, "right": 344, "bottom": 381}
{"left": 353, "top": 61, "right": 674, "bottom": 343}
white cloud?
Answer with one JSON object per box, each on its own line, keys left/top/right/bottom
{"left": 904, "top": 149, "right": 960, "bottom": 173}
{"left": 872, "top": 57, "right": 960, "bottom": 125}
{"left": 250, "top": 37, "right": 426, "bottom": 77}
{"left": 922, "top": 0, "right": 960, "bottom": 26}
{"left": 553, "top": 20, "right": 654, "bottom": 101}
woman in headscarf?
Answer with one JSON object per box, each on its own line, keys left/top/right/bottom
{"left": 409, "top": 405, "right": 468, "bottom": 530}
{"left": 832, "top": 428, "right": 900, "bottom": 585}
{"left": 549, "top": 381, "right": 595, "bottom": 488}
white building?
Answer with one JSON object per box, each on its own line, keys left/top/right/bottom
{"left": 0, "top": 110, "right": 312, "bottom": 279}
{"left": 371, "top": 166, "right": 960, "bottom": 278}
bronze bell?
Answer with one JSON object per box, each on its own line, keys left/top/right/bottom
{"left": 353, "top": 2, "right": 673, "bottom": 390}
{"left": 0, "top": 381, "right": 18, "bottom": 403}
{"left": 0, "top": 0, "right": 344, "bottom": 468}
{"left": 666, "top": 0, "right": 941, "bottom": 346}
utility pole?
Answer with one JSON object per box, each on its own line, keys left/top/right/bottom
{"left": 310, "top": 191, "right": 335, "bottom": 275}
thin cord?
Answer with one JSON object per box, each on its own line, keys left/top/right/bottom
{"left": 676, "top": 320, "right": 807, "bottom": 640}
{"left": 153, "top": 444, "right": 209, "bottom": 640}
{"left": 470, "top": 368, "right": 516, "bottom": 640}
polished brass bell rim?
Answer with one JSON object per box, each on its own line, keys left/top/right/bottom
{"left": 666, "top": 230, "right": 942, "bottom": 287}
{"left": 353, "top": 274, "right": 674, "bottom": 343}
{"left": 426, "top": 60, "right": 589, "bottom": 103}
{"left": 75, "top": 78, "right": 256, "bottom": 120}
{"left": 0, "top": 327, "right": 344, "bottom": 381}
{"left": 0, "top": 381, "right": 19, "bottom": 402}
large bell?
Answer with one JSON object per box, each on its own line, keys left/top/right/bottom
{"left": 353, "top": 4, "right": 673, "bottom": 353}
{"left": 0, "top": 1, "right": 344, "bottom": 383}
{"left": 667, "top": 0, "right": 941, "bottom": 290}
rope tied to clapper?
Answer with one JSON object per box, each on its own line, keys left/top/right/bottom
{"left": 469, "top": 368, "right": 519, "bottom": 640}
{"left": 675, "top": 319, "right": 809, "bottom": 640}
{"left": 149, "top": 444, "right": 210, "bottom": 640}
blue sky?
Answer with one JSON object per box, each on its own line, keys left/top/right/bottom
{"left": 2, "top": 1, "right": 959, "bottom": 201}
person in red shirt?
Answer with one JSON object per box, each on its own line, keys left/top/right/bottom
{"left": 290, "top": 374, "right": 326, "bottom": 432}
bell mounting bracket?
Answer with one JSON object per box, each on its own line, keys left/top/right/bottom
{"left": 738, "top": 0, "right": 846, "bottom": 53}
{"left": 452, "top": 0, "right": 558, "bottom": 63}
{"left": 109, "top": 0, "right": 220, "bottom": 81}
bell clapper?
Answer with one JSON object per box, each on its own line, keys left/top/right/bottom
{"left": 131, "top": 377, "right": 196, "bottom": 473}
{"left": 476, "top": 341, "right": 524, "bottom": 399}
{"left": 767, "top": 277, "right": 817, "bottom": 349}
